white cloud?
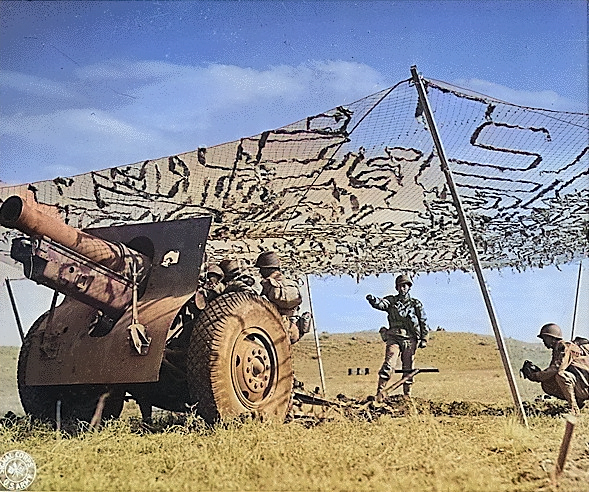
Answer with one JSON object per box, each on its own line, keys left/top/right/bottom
{"left": 75, "top": 60, "right": 182, "bottom": 81}
{"left": 2, "top": 61, "right": 585, "bottom": 184}
{"left": 452, "top": 78, "right": 586, "bottom": 112}
{"left": 1, "top": 60, "right": 388, "bottom": 180}
{"left": 0, "top": 70, "right": 76, "bottom": 99}
{"left": 2, "top": 109, "right": 153, "bottom": 145}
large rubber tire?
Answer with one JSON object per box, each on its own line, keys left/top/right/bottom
{"left": 186, "top": 292, "right": 293, "bottom": 424}
{"left": 18, "top": 313, "right": 125, "bottom": 424}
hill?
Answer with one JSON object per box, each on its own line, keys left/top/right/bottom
{"left": 291, "top": 330, "right": 551, "bottom": 403}
{"left": 1, "top": 331, "right": 551, "bottom": 416}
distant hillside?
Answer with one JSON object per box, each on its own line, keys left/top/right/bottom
{"left": 294, "top": 330, "right": 550, "bottom": 371}
{"left": 0, "top": 345, "right": 21, "bottom": 415}
{"left": 292, "top": 330, "right": 552, "bottom": 403}
{"left": 1, "top": 331, "right": 553, "bottom": 415}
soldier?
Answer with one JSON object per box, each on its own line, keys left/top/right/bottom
{"left": 573, "top": 336, "right": 589, "bottom": 356}
{"left": 255, "top": 251, "right": 311, "bottom": 344}
{"left": 219, "top": 258, "right": 259, "bottom": 294}
{"left": 366, "top": 274, "right": 428, "bottom": 398}
{"left": 522, "top": 323, "right": 589, "bottom": 415}
{"left": 203, "top": 264, "right": 225, "bottom": 299}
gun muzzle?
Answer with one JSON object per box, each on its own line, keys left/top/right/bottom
{"left": 1, "top": 195, "right": 152, "bottom": 318}
{"left": 1, "top": 195, "right": 149, "bottom": 274}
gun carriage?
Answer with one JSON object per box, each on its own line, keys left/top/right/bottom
{"left": 1, "top": 195, "right": 293, "bottom": 424}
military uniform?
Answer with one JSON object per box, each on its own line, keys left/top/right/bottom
{"left": 261, "top": 270, "right": 303, "bottom": 343}
{"left": 368, "top": 289, "right": 428, "bottom": 396}
{"left": 219, "top": 258, "right": 259, "bottom": 295}
{"left": 573, "top": 337, "right": 589, "bottom": 357}
{"left": 224, "top": 273, "right": 259, "bottom": 294}
{"left": 202, "top": 276, "right": 225, "bottom": 299}
{"left": 528, "top": 339, "right": 589, "bottom": 415}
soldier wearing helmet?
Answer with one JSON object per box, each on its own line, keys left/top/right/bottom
{"left": 522, "top": 323, "right": 589, "bottom": 415}
{"left": 255, "top": 251, "right": 311, "bottom": 344}
{"left": 366, "top": 274, "right": 429, "bottom": 398}
{"left": 203, "top": 264, "right": 225, "bottom": 298}
{"left": 219, "top": 258, "right": 259, "bottom": 294}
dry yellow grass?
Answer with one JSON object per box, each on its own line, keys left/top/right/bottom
{"left": 2, "top": 331, "right": 587, "bottom": 491}
{"left": 1, "top": 413, "right": 588, "bottom": 491}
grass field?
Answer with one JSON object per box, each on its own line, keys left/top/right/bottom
{"left": 1, "top": 331, "right": 588, "bottom": 491}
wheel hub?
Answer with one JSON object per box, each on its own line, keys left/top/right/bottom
{"left": 232, "top": 328, "right": 278, "bottom": 408}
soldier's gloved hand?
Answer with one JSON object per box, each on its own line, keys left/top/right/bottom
{"left": 418, "top": 339, "right": 427, "bottom": 349}
{"left": 242, "top": 275, "right": 255, "bottom": 287}
{"left": 520, "top": 360, "right": 540, "bottom": 380}
{"left": 366, "top": 294, "right": 375, "bottom": 303}
{"left": 379, "top": 326, "right": 388, "bottom": 342}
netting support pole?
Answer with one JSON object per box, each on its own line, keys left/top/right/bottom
{"left": 570, "top": 261, "right": 582, "bottom": 340}
{"left": 306, "top": 274, "right": 326, "bottom": 396}
{"left": 5, "top": 278, "right": 25, "bottom": 344}
{"left": 410, "top": 65, "right": 528, "bottom": 427}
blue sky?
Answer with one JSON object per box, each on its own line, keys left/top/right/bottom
{"left": 0, "top": 0, "right": 587, "bottom": 345}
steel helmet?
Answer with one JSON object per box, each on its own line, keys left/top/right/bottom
{"left": 206, "top": 264, "right": 224, "bottom": 279}
{"left": 255, "top": 251, "right": 281, "bottom": 268}
{"left": 395, "top": 274, "right": 412, "bottom": 288}
{"left": 219, "top": 259, "right": 240, "bottom": 276}
{"left": 537, "top": 323, "right": 562, "bottom": 340}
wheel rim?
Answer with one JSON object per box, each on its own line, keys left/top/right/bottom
{"left": 231, "top": 327, "right": 278, "bottom": 409}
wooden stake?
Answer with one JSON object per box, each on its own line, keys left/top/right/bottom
{"left": 305, "top": 274, "right": 326, "bottom": 396}
{"left": 552, "top": 415, "right": 576, "bottom": 482}
{"left": 90, "top": 392, "right": 110, "bottom": 429}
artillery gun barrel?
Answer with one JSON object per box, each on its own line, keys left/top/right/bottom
{"left": 0, "top": 195, "right": 148, "bottom": 274}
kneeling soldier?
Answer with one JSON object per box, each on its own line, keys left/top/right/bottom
{"left": 522, "top": 323, "right": 589, "bottom": 415}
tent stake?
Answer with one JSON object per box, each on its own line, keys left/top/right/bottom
{"left": 411, "top": 65, "right": 528, "bottom": 427}
{"left": 305, "top": 274, "right": 326, "bottom": 396}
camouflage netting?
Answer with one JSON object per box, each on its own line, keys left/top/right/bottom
{"left": 1, "top": 77, "right": 587, "bottom": 277}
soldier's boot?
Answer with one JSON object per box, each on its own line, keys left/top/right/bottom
{"left": 376, "top": 377, "right": 387, "bottom": 402}
{"left": 403, "top": 383, "right": 411, "bottom": 398}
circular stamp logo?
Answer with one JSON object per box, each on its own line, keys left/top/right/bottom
{"left": 0, "top": 450, "right": 36, "bottom": 490}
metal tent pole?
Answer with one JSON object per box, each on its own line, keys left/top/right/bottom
{"left": 570, "top": 261, "right": 583, "bottom": 340}
{"left": 305, "top": 274, "right": 326, "bottom": 396}
{"left": 410, "top": 65, "right": 528, "bottom": 427}
{"left": 5, "top": 278, "right": 25, "bottom": 343}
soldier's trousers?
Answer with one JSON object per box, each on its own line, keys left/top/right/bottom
{"left": 281, "top": 316, "right": 301, "bottom": 344}
{"left": 541, "top": 369, "right": 589, "bottom": 412}
{"left": 378, "top": 338, "right": 418, "bottom": 392}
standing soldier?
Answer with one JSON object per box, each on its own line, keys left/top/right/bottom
{"left": 255, "top": 251, "right": 311, "bottom": 344}
{"left": 366, "top": 274, "right": 428, "bottom": 399}
{"left": 522, "top": 323, "right": 589, "bottom": 415}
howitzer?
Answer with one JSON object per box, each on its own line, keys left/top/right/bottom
{"left": 1, "top": 194, "right": 294, "bottom": 425}
{"left": 1, "top": 196, "right": 151, "bottom": 319}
